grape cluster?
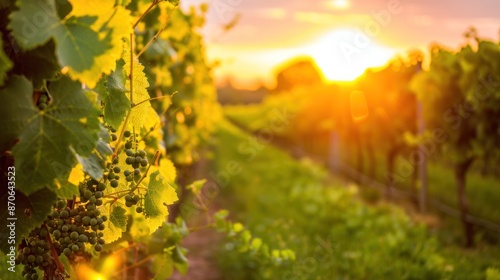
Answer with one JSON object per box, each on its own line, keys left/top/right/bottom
{"left": 16, "top": 228, "right": 51, "bottom": 280}
{"left": 125, "top": 194, "right": 143, "bottom": 213}
{"left": 37, "top": 94, "right": 48, "bottom": 110}
{"left": 47, "top": 191, "right": 107, "bottom": 257}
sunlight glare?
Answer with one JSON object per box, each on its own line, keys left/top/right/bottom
{"left": 350, "top": 90, "right": 369, "bottom": 121}
{"left": 305, "top": 29, "right": 397, "bottom": 81}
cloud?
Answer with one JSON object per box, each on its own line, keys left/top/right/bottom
{"left": 293, "top": 11, "right": 370, "bottom": 25}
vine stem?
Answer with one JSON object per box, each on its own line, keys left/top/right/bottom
{"left": 131, "top": 150, "right": 161, "bottom": 192}
{"left": 111, "top": 109, "right": 132, "bottom": 159}
{"left": 129, "top": 33, "right": 134, "bottom": 105}
{"left": 132, "top": 0, "right": 160, "bottom": 29}
{"left": 133, "top": 94, "right": 174, "bottom": 107}
{"left": 136, "top": 6, "right": 177, "bottom": 58}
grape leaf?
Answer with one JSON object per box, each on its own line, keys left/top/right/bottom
{"left": 0, "top": 188, "right": 57, "bottom": 254}
{"left": 152, "top": 253, "right": 174, "bottom": 280}
{"left": 0, "top": 32, "right": 12, "bottom": 86}
{"left": 123, "top": 46, "right": 152, "bottom": 131}
{"left": 75, "top": 126, "right": 113, "bottom": 180}
{"left": 55, "top": 181, "right": 79, "bottom": 199}
{"left": 12, "top": 76, "right": 101, "bottom": 195}
{"left": 67, "top": 1, "right": 134, "bottom": 87}
{"left": 94, "top": 59, "right": 131, "bottom": 128}
{"left": 0, "top": 75, "right": 37, "bottom": 152}
{"left": 9, "top": 0, "right": 109, "bottom": 72}
{"left": 11, "top": 40, "right": 60, "bottom": 90}
{"left": 144, "top": 171, "right": 178, "bottom": 233}
{"left": 101, "top": 204, "right": 127, "bottom": 243}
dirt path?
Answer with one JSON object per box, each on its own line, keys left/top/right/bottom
{"left": 169, "top": 225, "right": 223, "bottom": 280}
{"left": 169, "top": 157, "right": 224, "bottom": 280}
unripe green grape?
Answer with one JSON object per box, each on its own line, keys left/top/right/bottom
{"left": 125, "top": 201, "right": 133, "bottom": 207}
{"left": 70, "top": 232, "right": 79, "bottom": 240}
{"left": 27, "top": 255, "right": 35, "bottom": 263}
{"left": 138, "top": 150, "right": 146, "bottom": 158}
{"left": 51, "top": 210, "right": 60, "bottom": 218}
{"left": 111, "top": 134, "right": 117, "bottom": 141}
{"left": 110, "top": 180, "right": 119, "bottom": 188}
{"left": 63, "top": 237, "right": 71, "bottom": 244}
{"left": 72, "top": 245, "right": 79, "bottom": 252}
{"left": 84, "top": 190, "right": 93, "bottom": 199}
{"left": 125, "top": 195, "right": 132, "bottom": 201}
{"left": 22, "top": 247, "right": 30, "bottom": 254}
{"left": 125, "top": 142, "right": 133, "bottom": 149}
{"left": 63, "top": 247, "right": 71, "bottom": 256}
{"left": 95, "top": 191, "right": 103, "bottom": 198}
{"left": 79, "top": 234, "right": 88, "bottom": 242}
{"left": 97, "top": 183, "right": 106, "bottom": 191}
{"left": 96, "top": 199, "right": 103, "bottom": 206}
{"left": 133, "top": 195, "right": 140, "bottom": 202}
{"left": 39, "top": 95, "right": 48, "bottom": 103}
{"left": 140, "top": 159, "right": 148, "bottom": 167}
{"left": 90, "top": 219, "right": 97, "bottom": 226}
{"left": 56, "top": 200, "right": 67, "bottom": 209}
{"left": 35, "top": 255, "right": 43, "bottom": 264}
{"left": 95, "top": 244, "right": 103, "bottom": 252}
{"left": 136, "top": 207, "right": 143, "bottom": 214}
{"left": 124, "top": 131, "right": 131, "bottom": 138}
{"left": 126, "top": 157, "right": 135, "bottom": 164}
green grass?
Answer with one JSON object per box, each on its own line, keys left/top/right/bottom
{"left": 225, "top": 103, "right": 500, "bottom": 238}
{"left": 209, "top": 119, "right": 500, "bottom": 280}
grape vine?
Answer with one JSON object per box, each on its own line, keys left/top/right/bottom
{"left": 0, "top": 0, "right": 288, "bottom": 279}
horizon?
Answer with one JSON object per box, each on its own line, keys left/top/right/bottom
{"left": 183, "top": 0, "right": 500, "bottom": 90}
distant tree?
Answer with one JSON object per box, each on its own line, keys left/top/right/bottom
{"left": 274, "top": 58, "right": 324, "bottom": 93}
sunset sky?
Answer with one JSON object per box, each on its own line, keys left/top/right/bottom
{"left": 182, "top": 0, "right": 500, "bottom": 89}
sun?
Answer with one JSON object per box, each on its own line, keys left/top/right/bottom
{"left": 329, "top": 0, "right": 350, "bottom": 9}
{"left": 304, "top": 29, "right": 397, "bottom": 82}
